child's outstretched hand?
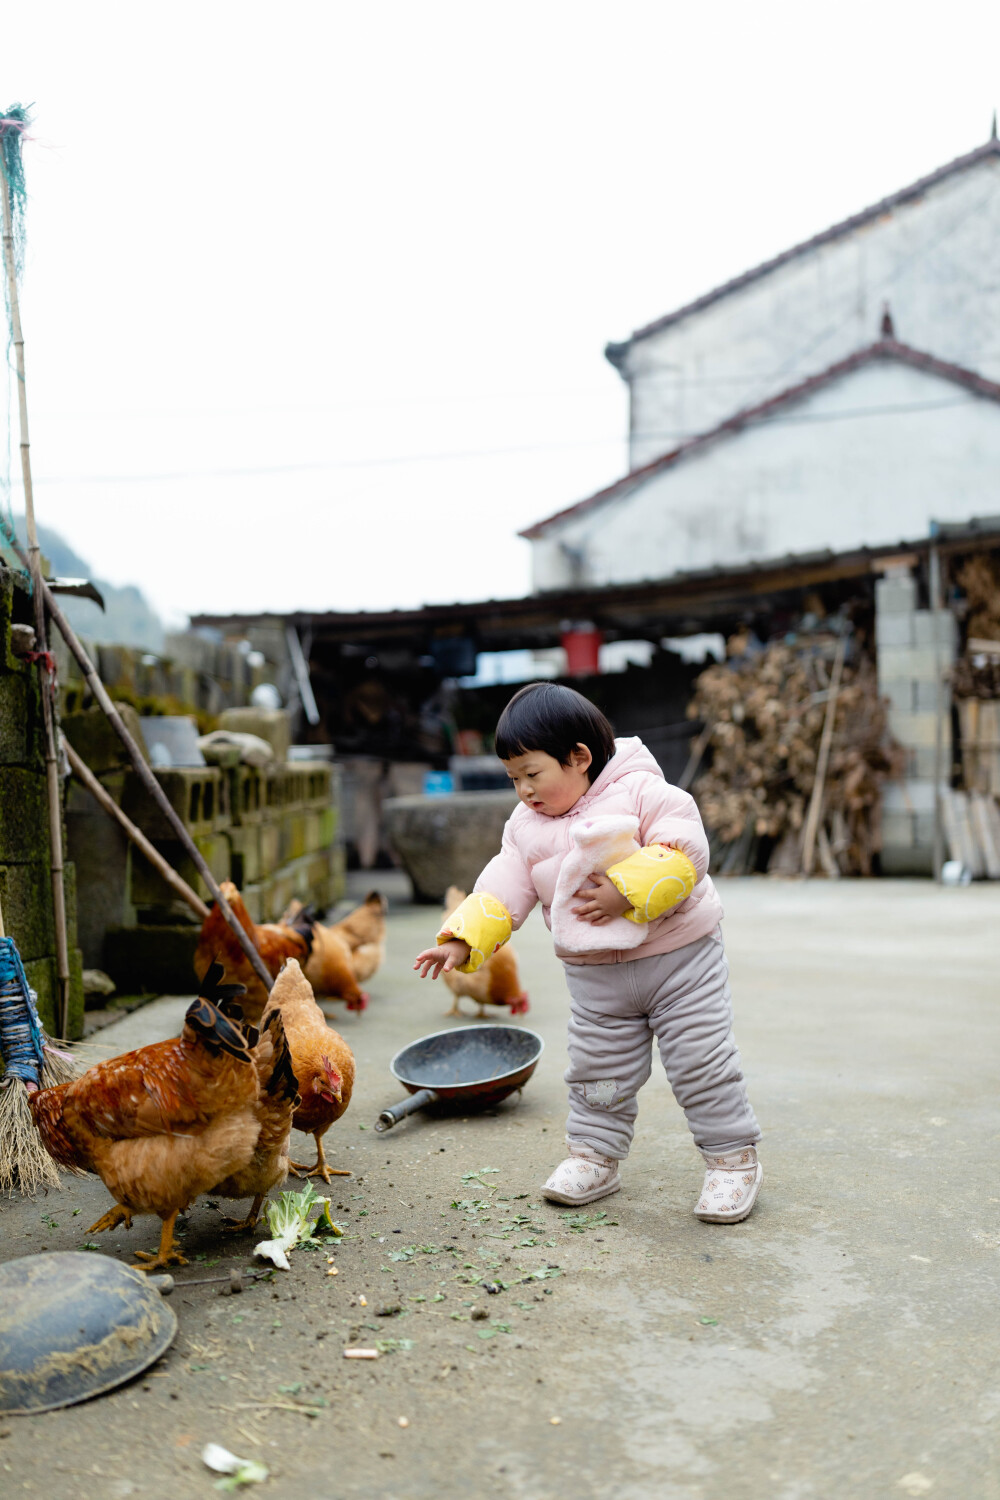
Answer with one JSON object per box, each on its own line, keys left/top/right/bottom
{"left": 414, "top": 939, "right": 471, "bottom": 979}
{"left": 572, "top": 872, "right": 632, "bottom": 925}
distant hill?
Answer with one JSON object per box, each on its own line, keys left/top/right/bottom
{"left": 3, "top": 515, "right": 165, "bottom": 652}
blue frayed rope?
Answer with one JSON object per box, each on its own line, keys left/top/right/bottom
{"left": 0, "top": 935, "right": 45, "bottom": 1085}
{"left": 0, "top": 104, "right": 30, "bottom": 279}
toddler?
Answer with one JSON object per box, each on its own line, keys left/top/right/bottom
{"left": 414, "top": 682, "right": 761, "bottom": 1220}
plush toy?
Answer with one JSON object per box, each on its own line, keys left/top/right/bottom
{"left": 550, "top": 815, "right": 648, "bottom": 954}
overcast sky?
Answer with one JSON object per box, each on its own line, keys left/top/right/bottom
{"left": 4, "top": 2, "right": 999, "bottom": 626}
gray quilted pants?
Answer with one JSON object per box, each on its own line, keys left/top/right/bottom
{"left": 563, "top": 929, "right": 760, "bottom": 1161}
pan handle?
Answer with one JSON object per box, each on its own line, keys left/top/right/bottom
{"left": 374, "top": 1088, "right": 439, "bottom": 1133}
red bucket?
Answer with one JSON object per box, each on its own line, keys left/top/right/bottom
{"left": 560, "top": 624, "right": 602, "bottom": 677}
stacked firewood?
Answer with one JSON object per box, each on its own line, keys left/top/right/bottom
{"left": 956, "top": 555, "right": 1000, "bottom": 643}
{"left": 687, "top": 633, "right": 903, "bottom": 876}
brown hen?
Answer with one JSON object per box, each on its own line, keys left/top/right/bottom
{"left": 209, "top": 1004, "right": 300, "bottom": 1231}
{"left": 262, "top": 959, "right": 355, "bottom": 1183}
{"left": 195, "top": 882, "right": 314, "bottom": 1022}
{"left": 280, "top": 891, "right": 386, "bottom": 1008}
{"left": 30, "top": 967, "right": 259, "bottom": 1270}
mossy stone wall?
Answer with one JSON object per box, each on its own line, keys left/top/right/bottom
{"left": 0, "top": 566, "right": 84, "bottom": 1037}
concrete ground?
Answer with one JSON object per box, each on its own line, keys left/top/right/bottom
{"left": 1, "top": 876, "right": 999, "bottom": 1500}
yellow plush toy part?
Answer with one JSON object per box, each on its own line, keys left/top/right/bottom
{"left": 437, "top": 892, "right": 513, "bottom": 973}
{"left": 606, "top": 845, "right": 697, "bottom": 923}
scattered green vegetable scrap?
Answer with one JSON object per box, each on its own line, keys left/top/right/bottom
{"left": 255, "top": 1183, "right": 344, "bottom": 1271}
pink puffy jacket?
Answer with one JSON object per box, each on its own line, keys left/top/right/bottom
{"left": 474, "top": 737, "right": 723, "bottom": 966}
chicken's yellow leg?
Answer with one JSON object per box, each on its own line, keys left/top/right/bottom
{"left": 87, "top": 1203, "right": 133, "bottom": 1234}
{"left": 132, "top": 1210, "right": 187, "bottom": 1271}
{"left": 290, "top": 1132, "right": 351, "bottom": 1184}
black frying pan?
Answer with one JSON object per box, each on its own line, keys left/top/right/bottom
{"left": 374, "top": 1024, "right": 544, "bottom": 1133}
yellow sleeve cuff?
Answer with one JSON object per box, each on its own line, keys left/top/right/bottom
{"left": 606, "top": 845, "right": 697, "bottom": 924}
{"left": 437, "top": 892, "right": 513, "bottom": 973}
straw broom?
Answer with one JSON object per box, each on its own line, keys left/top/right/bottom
{"left": 0, "top": 106, "right": 73, "bottom": 1035}
{"left": 0, "top": 890, "right": 78, "bottom": 1194}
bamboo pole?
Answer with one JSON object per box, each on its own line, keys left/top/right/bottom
{"left": 800, "top": 633, "right": 847, "bottom": 877}
{"left": 27, "top": 574, "right": 274, "bottom": 992}
{"left": 64, "top": 740, "right": 210, "bottom": 920}
{"left": 0, "top": 156, "right": 72, "bottom": 1035}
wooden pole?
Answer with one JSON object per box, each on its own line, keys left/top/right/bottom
{"left": 0, "top": 156, "right": 72, "bottom": 1035}
{"left": 929, "top": 531, "right": 946, "bottom": 882}
{"left": 801, "top": 633, "right": 847, "bottom": 877}
{"left": 64, "top": 740, "right": 210, "bottom": 920}
{"left": 679, "top": 720, "right": 715, "bottom": 792}
{"left": 29, "top": 575, "right": 274, "bottom": 992}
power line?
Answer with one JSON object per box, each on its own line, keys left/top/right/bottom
{"left": 23, "top": 391, "right": 983, "bottom": 486}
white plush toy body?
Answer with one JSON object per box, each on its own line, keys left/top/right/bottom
{"left": 550, "top": 814, "right": 647, "bottom": 954}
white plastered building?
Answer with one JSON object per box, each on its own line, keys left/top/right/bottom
{"left": 520, "top": 132, "right": 1000, "bottom": 874}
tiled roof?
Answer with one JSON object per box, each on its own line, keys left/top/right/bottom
{"left": 520, "top": 336, "right": 1000, "bottom": 540}
{"left": 605, "top": 137, "right": 1000, "bottom": 368}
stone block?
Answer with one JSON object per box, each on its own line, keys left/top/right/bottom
{"left": 877, "top": 646, "right": 942, "bottom": 683}
{"left": 880, "top": 842, "right": 934, "bottom": 876}
{"left": 23, "top": 949, "right": 85, "bottom": 1040}
{"left": 874, "top": 613, "right": 914, "bottom": 649}
{"left": 128, "top": 833, "right": 230, "bottom": 909}
{"left": 228, "top": 766, "right": 265, "bottom": 826}
{"left": 0, "top": 769, "right": 49, "bottom": 863}
{"left": 0, "top": 860, "right": 54, "bottom": 960}
{"left": 908, "top": 747, "right": 944, "bottom": 779}
{"left": 218, "top": 708, "right": 292, "bottom": 764}
{"left": 103, "top": 924, "right": 199, "bottom": 995}
{"left": 878, "top": 678, "right": 914, "bottom": 715}
{"left": 298, "top": 809, "right": 326, "bottom": 858}
{"left": 227, "top": 825, "right": 262, "bottom": 888}
{"left": 66, "top": 768, "right": 127, "bottom": 818}
{"left": 241, "top": 883, "right": 264, "bottom": 923}
{"left": 96, "top": 645, "right": 140, "bottom": 695}
{"left": 63, "top": 861, "right": 79, "bottom": 953}
{"left": 0, "top": 671, "right": 45, "bottom": 766}
{"left": 384, "top": 791, "right": 518, "bottom": 903}
{"left": 881, "top": 779, "right": 937, "bottom": 816}
{"left": 885, "top": 712, "right": 943, "bottom": 750}
{"left": 329, "top": 842, "right": 346, "bottom": 906}
{"left": 283, "top": 763, "right": 334, "bottom": 810}
{"left": 62, "top": 703, "right": 149, "bottom": 776}
{"left": 259, "top": 875, "right": 287, "bottom": 920}
{"left": 881, "top": 812, "right": 915, "bottom": 848}
{"left": 912, "top": 611, "right": 958, "bottom": 652}
{"left": 22, "top": 955, "right": 57, "bottom": 1035}
{"left": 283, "top": 810, "right": 308, "bottom": 863}
{"left": 913, "top": 812, "right": 937, "bottom": 846}
{"left": 259, "top": 821, "right": 282, "bottom": 872}
{"left": 121, "top": 766, "right": 228, "bottom": 840}
{"left": 875, "top": 575, "right": 917, "bottom": 614}
{"left": 262, "top": 766, "right": 290, "bottom": 814}
{"left": 315, "top": 805, "right": 337, "bottom": 850}
{"left": 65, "top": 776, "right": 133, "bottom": 966}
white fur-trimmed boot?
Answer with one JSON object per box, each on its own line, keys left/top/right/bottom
{"left": 542, "top": 1143, "right": 621, "bottom": 1206}
{"left": 694, "top": 1146, "right": 763, "bottom": 1223}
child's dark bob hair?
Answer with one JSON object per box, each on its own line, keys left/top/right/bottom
{"left": 494, "top": 682, "right": 616, "bottom": 783}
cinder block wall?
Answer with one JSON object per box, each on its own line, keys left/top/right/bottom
{"left": 0, "top": 567, "right": 85, "bottom": 1036}
{"left": 63, "top": 703, "right": 344, "bottom": 992}
{"left": 876, "top": 569, "right": 956, "bottom": 874}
